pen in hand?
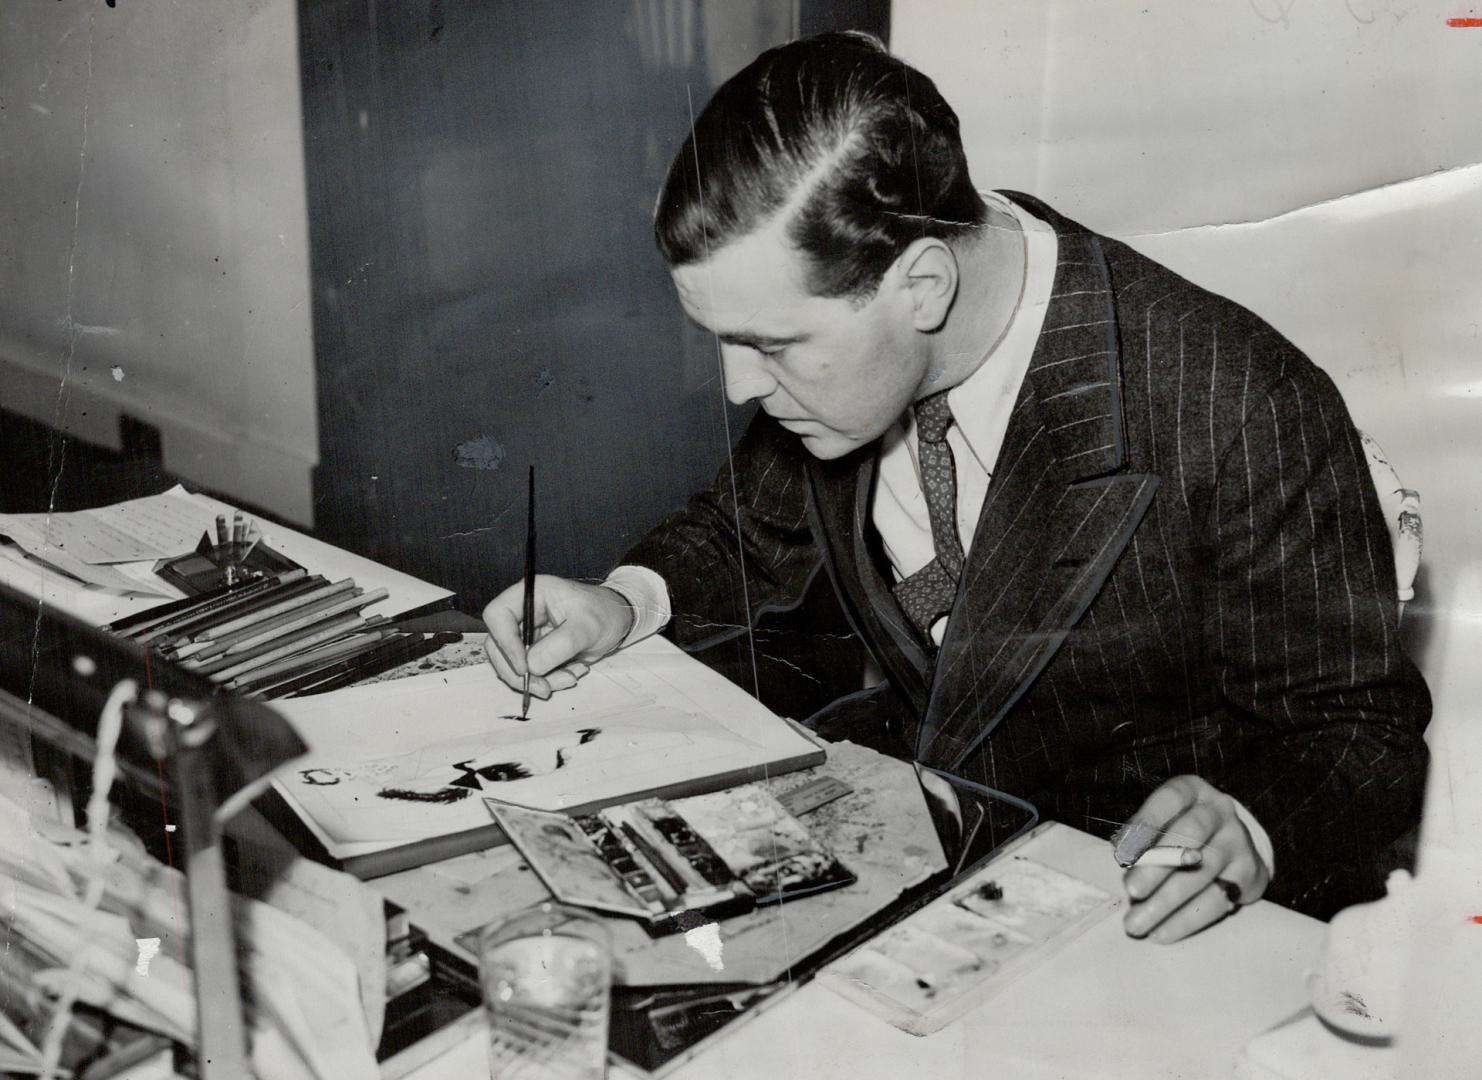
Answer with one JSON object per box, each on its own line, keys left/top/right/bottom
{"left": 520, "top": 465, "right": 536, "bottom": 720}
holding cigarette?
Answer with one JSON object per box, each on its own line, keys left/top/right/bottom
{"left": 1130, "top": 845, "right": 1203, "bottom": 869}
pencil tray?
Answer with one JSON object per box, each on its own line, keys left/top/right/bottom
{"left": 155, "top": 541, "right": 302, "bottom": 596}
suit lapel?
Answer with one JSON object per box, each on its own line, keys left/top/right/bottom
{"left": 915, "top": 205, "right": 1160, "bottom": 771}
{"left": 806, "top": 451, "right": 933, "bottom": 718}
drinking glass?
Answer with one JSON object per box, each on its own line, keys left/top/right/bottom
{"left": 478, "top": 901, "right": 612, "bottom": 1080}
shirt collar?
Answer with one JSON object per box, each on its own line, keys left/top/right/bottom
{"left": 900, "top": 193, "right": 1059, "bottom": 474}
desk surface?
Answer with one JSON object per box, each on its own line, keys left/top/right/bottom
{"left": 407, "top": 823, "right": 1322, "bottom": 1080}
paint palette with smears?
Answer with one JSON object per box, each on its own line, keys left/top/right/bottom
{"left": 821, "top": 855, "right": 1118, "bottom": 1034}
{"left": 485, "top": 784, "right": 855, "bottom": 936}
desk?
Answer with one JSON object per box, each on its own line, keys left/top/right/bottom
{"left": 404, "top": 824, "right": 1323, "bottom": 1080}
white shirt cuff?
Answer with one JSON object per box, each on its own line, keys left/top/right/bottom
{"left": 600, "top": 565, "right": 672, "bottom": 649}
{"left": 1231, "top": 798, "right": 1276, "bottom": 882}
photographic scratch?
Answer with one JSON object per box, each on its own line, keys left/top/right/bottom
{"left": 442, "top": 498, "right": 516, "bottom": 540}
{"left": 755, "top": 650, "right": 822, "bottom": 686}
{"left": 30, "top": 8, "right": 99, "bottom": 706}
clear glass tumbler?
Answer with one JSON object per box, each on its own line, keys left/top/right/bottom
{"left": 478, "top": 901, "right": 612, "bottom": 1080}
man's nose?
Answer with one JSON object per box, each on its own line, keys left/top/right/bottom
{"left": 720, "top": 347, "right": 778, "bottom": 406}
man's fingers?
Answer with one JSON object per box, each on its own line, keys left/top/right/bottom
{"left": 483, "top": 631, "right": 524, "bottom": 690}
{"left": 484, "top": 576, "right": 628, "bottom": 703}
{"left": 543, "top": 665, "right": 588, "bottom": 694}
{"left": 485, "top": 632, "right": 554, "bottom": 699}
{"left": 526, "top": 621, "right": 592, "bottom": 678}
{"left": 482, "top": 590, "right": 531, "bottom": 677}
{"left": 1145, "top": 880, "right": 1241, "bottom": 944}
{"left": 1123, "top": 802, "right": 1222, "bottom": 899}
{"left": 1125, "top": 811, "right": 1267, "bottom": 940}
{"left": 1216, "top": 851, "right": 1267, "bottom": 905}
{"left": 1114, "top": 775, "right": 1206, "bottom": 865}
{"left": 1124, "top": 853, "right": 1224, "bottom": 938}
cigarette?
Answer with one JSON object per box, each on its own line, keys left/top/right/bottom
{"left": 1132, "top": 846, "right": 1203, "bottom": 869}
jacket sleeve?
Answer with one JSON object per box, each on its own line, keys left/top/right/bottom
{"left": 620, "top": 413, "right": 825, "bottom": 652}
{"left": 1201, "top": 365, "right": 1431, "bottom": 917}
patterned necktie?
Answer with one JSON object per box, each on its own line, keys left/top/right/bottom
{"left": 892, "top": 390, "right": 966, "bottom": 639}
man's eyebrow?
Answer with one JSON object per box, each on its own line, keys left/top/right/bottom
{"left": 715, "top": 330, "right": 805, "bottom": 349}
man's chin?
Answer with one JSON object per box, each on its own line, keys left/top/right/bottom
{"left": 795, "top": 431, "right": 859, "bottom": 460}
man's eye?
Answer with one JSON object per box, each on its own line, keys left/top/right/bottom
{"left": 755, "top": 345, "right": 786, "bottom": 359}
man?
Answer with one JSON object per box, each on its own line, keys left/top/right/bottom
{"left": 484, "top": 32, "right": 1430, "bottom": 938}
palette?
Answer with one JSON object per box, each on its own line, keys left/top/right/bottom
{"left": 821, "top": 855, "right": 1118, "bottom": 1034}
{"left": 485, "top": 784, "right": 855, "bottom": 935}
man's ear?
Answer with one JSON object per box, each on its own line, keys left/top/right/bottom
{"left": 895, "top": 237, "right": 959, "bottom": 332}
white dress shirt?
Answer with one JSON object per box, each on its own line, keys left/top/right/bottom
{"left": 602, "top": 194, "right": 1273, "bottom": 878}
{"left": 872, "top": 193, "right": 1057, "bottom": 644}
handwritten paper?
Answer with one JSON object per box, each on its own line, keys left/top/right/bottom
{"left": 0, "top": 489, "right": 207, "bottom": 564}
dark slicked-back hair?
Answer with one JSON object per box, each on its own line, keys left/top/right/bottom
{"left": 654, "top": 31, "right": 987, "bottom": 300}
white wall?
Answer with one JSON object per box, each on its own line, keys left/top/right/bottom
{"left": 0, "top": 0, "right": 316, "bottom": 524}
{"left": 893, "top": 0, "right": 1482, "bottom": 665}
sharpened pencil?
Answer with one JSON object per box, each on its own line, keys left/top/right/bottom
{"left": 223, "top": 630, "right": 393, "bottom": 691}
{"left": 208, "top": 612, "right": 386, "bottom": 682}
{"left": 218, "top": 586, "right": 387, "bottom": 655}
{"left": 178, "top": 587, "right": 371, "bottom": 661}
{"left": 192, "top": 578, "right": 356, "bottom": 640}
{"left": 237, "top": 634, "right": 404, "bottom": 696}
{"left": 141, "top": 573, "right": 321, "bottom": 647}
{"left": 127, "top": 571, "right": 309, "bottom": 642}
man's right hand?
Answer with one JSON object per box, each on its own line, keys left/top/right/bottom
{"left": 482, "top": 575, "right": 635, "bottom": 699}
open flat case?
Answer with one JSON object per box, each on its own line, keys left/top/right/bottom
{"left": 378, "top": 767, "right": 1041, "bottom": 1077}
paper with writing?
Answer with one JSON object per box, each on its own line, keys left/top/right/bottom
{"left": 0, "top": 488, "right": 206, "bottom": 564}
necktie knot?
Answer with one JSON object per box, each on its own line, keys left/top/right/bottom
{"left": 914, "top": 391, "right": 954, "bottom": 444}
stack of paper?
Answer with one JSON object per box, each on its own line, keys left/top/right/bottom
{"left": 0, "top": 486, "right": 453, "bottom": 628}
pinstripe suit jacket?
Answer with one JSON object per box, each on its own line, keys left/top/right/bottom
{"left": 626, "top": 193, "right": 1430, "bottom": 919}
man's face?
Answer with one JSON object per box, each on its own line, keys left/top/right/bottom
{"left": 670, "top": 217, "right": 931, "bottom": 460}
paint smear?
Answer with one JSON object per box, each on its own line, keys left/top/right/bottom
{"left": 684, "top": 922, "right": 725, "bottom": 972}
{"left": 453, "top": 435, "right": 506, "bottom": 471}
{"left": 379, "top": 786, "right": 470, "bottom": 804}
{"left": 1447, "top": 17, "right": 1482, "bottom": 26}
{"left": 1469, "top": 915, "right": 1482, "bottom": 924}
{"left": 135, "top": 937, "right": 161, "bottom": 976}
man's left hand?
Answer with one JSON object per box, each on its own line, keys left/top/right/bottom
{"left": 1120, "top": 775, "right": 1271, "bottom": 944}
